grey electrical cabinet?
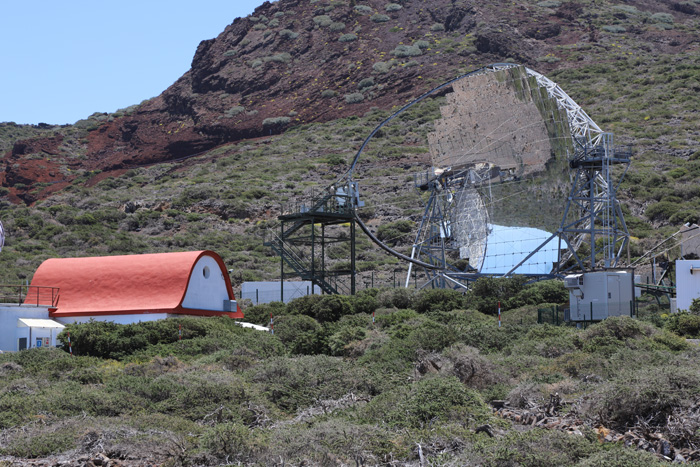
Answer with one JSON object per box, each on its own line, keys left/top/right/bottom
{"left": 564, "top": 270, "right": 635, "bottom": 322}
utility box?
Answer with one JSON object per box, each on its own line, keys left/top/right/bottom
{"left": 564, "top": 270, "right": 635, "bottom": 322}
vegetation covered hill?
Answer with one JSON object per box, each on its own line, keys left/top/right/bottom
{"left": 2, "top": 284, "right": 700, "bottom": 464}
{"left": 0, "top": 0, "right": 698, "bottom": 284}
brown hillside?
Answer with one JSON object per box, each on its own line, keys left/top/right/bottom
{"left": 1, "top": 0, "right": 697, "bottom": 203}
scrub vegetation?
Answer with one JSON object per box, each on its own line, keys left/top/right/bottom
{"left": 0, "top": 0, "right": 699, "bottom": 462}
{"left": 0, "top": 283, "right": 696, "bottom": 464}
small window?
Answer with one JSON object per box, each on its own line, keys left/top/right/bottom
{"left": 203, "top": 266, "right": 210, "bottom": 279}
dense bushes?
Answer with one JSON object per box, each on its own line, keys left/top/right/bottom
{"left": 666, "top": 311, "right": 700, "bottom": 337}
{"left": 2, "top": 283, "right": 695, "bottom": 464}
{"left": 59, "top": 317, "right": 284, "bottom": 361}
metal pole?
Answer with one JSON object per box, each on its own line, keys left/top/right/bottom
{"left": 280, "top": 224, "right": 284, "bottom": 303}
{"left": 311, "top": 220, "right": 316, "bottom": 292}
{"left": 351, "top": 219, "right": 356, "bottom": 295}
{"left": 405, "top": 245, "right": 416, "bottom": 288}
{"left": 322, "top": 223, "right": 326, "bottom": 290}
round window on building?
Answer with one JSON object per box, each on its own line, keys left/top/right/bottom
{"left": 203, "top": 266, "right": 210, "bottom": 279}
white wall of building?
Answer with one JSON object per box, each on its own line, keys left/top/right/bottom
{"left": 55, "top": 313, "right": 170, "bottom": 326}
{"left": 676, "top": 260, "right": 700, "bottom": 312}
{"left": 17, "top": 319, "right": 64, "bottom": 351}
{"left": 0, "top": 305, "right": 53, "bottom": 352}
{"left": 181, "top": 256, "right": 231, "bottom": 311}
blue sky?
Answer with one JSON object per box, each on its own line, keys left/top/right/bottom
{"left": 0, "top": 1, "right": 263, "bottom": 125}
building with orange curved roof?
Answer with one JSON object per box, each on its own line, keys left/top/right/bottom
{"left": 27, "top": 250, "right": 243, "bottom": 324}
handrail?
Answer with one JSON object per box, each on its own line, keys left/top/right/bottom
{"left": 0, "top": 284, "right": 60, "bottom": 307}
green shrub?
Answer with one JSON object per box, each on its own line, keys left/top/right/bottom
{"left": 652, "top": 329, "right": 690, "bottom": 351}
{"left": 376, "top": 288, "right": 417, "bottom": 309}
{"left": 511, "top": 324, "right": 577, "bottom": 358}
{"left": 329, "top": 21, "right": 346, "bottom": 31}
{"left": 363, "top": 376, "right": 489, "bottom": 428}
{"left": 312, "top": 295, "right": 353, "bottom": 322}
{"left": 344, "top": 92, "right": 364, "bottom": 104}
{"left": 406, "top": 320, "right": 457, "bottom": 351}
{"left": 578, "top": 317, "right": 658, "bottom": 356}
{"left": 466, "top": 276, "right": 527, "bottom": 315}
{"left": 349, "top": 289, "right": 379, "bottom": 314}
{"left": 665, "top": 311, "right": 700, "bottom": 337}
{"left": 263, "top": 52, "right": 292, "bottom": 64}
{"left": 372, "top": 61, "right": 390, "bottom": 73}
{"left": 313, "top": 15, "right": 332, "bottom": 27}
{"left": 60, "top": 317, "right": 284, "bottom": 361}
{"left": 602, "top": 25, "right": 626, "bottom": 34}
{"left": 4, "top": 430, "right": 77, "bottom": 458}
{"left": 201, "top": 422, "right": 264, "bottom": 461}
{"left": 470, "top": 429, "right": 604, "bottom": 466}
{"left": 414, "top": 289, "right": 466, "bottom": 314}
{"left": 279, "top": 29, "right": 299, "bottom": 40}
{"left": 376, "top": 219, "right": 413, "bottom": 246}
{"left": 321, "top": 89, "right": 337, "bottom": 98}
{"left": 391, "top": 44, "right": 422, "bottom": 57}
{"left": 458, "top": 322, "right": 520, "bottom": 353}
{"left": 689, "top": 297, "right": 700, "bottom": 314}
{"left": 357, "top": 77, "right": 375, "bottom": 89}
{"left": 328, "top": 325, "right": 367, "bottom": 356}
{"left": 583, "top": 363, "right": 700, "bottom": 428}
{"left": 414, "top": 40, "right": 430, "bottom": 49}
{"left": 507, "top": 280, "right": 568, "bottom": 308}
{"left": 370, "top": 14, "right": 390, "bottom": 22}
{"left": 339, "top": 33, "right": 358, "bottom": 42}
{"left": 243, "top": 302, "right": 285, "bottom": 326}
{"left": 650, "top": 12, "right": 674, "bottom": 24}
{"left": 286, "top": 294, "right": 322, "bottom": 316}
{"left": 385, "top": 3, "right": 402, "bottom": 11}
{"left": 354, "top": 5, "right": 372, "bottom": 14}
{"left": 273, "top": 314, "right": 325, "bottom": 354}
{"left": 430, "top": 23, "right": 445, "bottom": 32}
{"left": 225, "top": 106, "right": 246, "bottom": 117}
{"left": 250, "top": 355, "right": 370, "bottom": 411}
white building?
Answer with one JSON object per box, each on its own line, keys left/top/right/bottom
{"left": 676, "top": 260, "right": 700, "bottom": 312}
{"left": 0, "top": 251, "right": 243, "bottom": 352}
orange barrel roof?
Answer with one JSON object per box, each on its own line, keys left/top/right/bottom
{"left": 28, "top": 250, "right": 243, "bottom": 319}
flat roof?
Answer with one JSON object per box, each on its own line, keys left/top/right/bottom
{"left": 17, "top": 318, "right": 65, "bottom": 329}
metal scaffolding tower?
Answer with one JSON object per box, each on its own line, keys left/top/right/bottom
{"left": 265, "top": 182, "right": 361, "bottom": 298}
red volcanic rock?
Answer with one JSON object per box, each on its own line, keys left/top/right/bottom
{"left": 1, "top": 0, "right": 696, "bottom": 203}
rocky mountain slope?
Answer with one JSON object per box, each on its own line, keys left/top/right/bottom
{"left": 2, "top": 0, "right": 697, "bottom": 202}
{"left": 0, "top": 0, "right": 699, "bottom": 284}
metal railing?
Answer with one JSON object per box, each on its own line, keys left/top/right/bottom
{"left": 280, "top": 189, "right": 354, "bottom": 218}
{"left": 0, "top": 285, "right": 60, "bottom": 307}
